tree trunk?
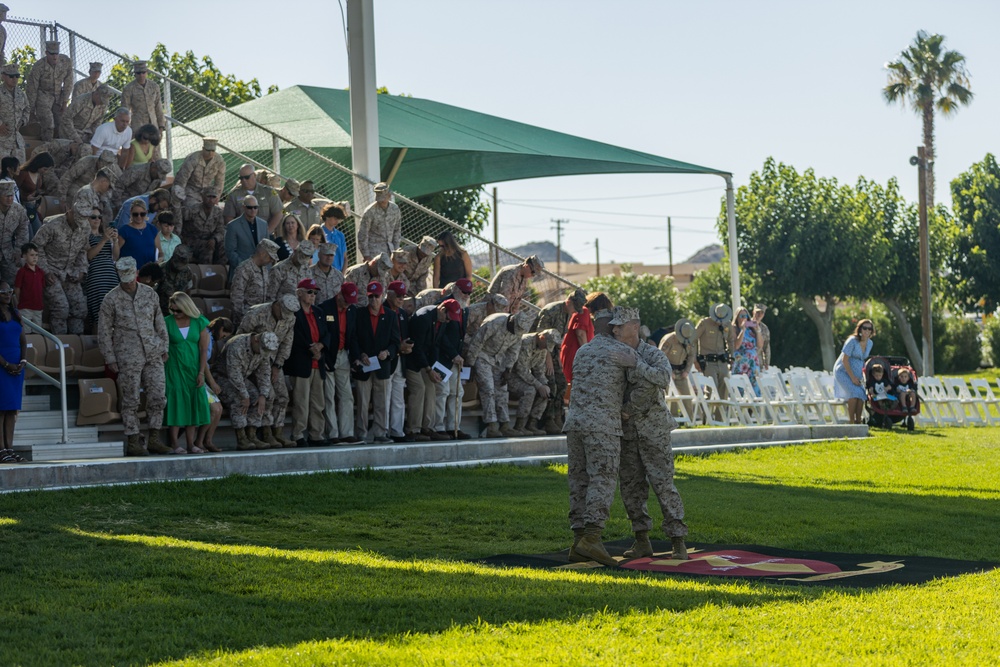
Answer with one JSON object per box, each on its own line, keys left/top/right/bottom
{"left": 880, "top": 297, "right": 923, "bottom": 376}
{"left": 799, "top": 295, "right": 837, "bottom": 371}
{"left": 922, "top": 102, "right": 935, "bottom": 209}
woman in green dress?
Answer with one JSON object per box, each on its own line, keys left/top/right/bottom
{"left": 164, "top": 292, "right": 211, "bottom": 453}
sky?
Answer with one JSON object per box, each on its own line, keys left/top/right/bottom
{"left": 26, "top": 0, "right": 999, "bottom": 266}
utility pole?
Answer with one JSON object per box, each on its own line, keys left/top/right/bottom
{"left": 492, "top": 187, "right": 499, "bottom": 274}
{"left": 595, "top": 238, "right": 600, "bottom": 277}
{"left": 551, "top": 218, "right": 568, "bottom": 275}
{"left": 667, "top": 216, "right": 674, "bottom": 276}
{"left": 912, "top": 147, "right": 934, "bottom": 375}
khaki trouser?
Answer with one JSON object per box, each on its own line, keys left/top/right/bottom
{"left": 405, "top": 368, "right": 437, "bottom": 432}
{"left": 291, "top": 368, "right": 325, "bottom": 441}
{"left": 324, "top": 349, "right": 354, "bottom": 439}
{"left": 433, "top": 363, "right": 464, "bottom": 432}
{"left": 388, "top": 362, "right": 406, "bottom": 438}
{"left": 355, "top": 375, "right": 390, "bottom": 441}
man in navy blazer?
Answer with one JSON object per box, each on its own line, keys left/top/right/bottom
{"left": 350, "top": 280, "right": 400, "bottom": 443}
{"left": 317, "top": 282, "right": 362, "bottom": 445}
{"left": 285, "top": 278, "right": 332, "bottom": 446}
{"left": 224, "top": 194, "right": 270, "bottom": 280}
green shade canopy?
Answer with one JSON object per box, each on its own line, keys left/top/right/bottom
{"left": 171, "top": 85, "right": 728, "bottom": 198}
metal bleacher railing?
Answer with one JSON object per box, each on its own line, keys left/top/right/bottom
{"left": 7, "top": 16, "right": 577, "bottom": 314}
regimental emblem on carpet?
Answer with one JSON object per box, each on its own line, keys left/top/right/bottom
{"left": 477, "top": 540, "right": 999, "bottom": 588}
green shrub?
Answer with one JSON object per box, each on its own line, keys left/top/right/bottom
{"left": 936, "top": 315, "right": 983, "bottom": 373}
{"left": 983, "top": 312, "right": 1000, "bottom": 367}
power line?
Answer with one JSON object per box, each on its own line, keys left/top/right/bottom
{"left": 499, "top": 200, "right": 717, "bottom": 219}
{"left": 501, "top": 186, "right": 723, "bottom": 203}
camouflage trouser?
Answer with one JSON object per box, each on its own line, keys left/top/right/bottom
{"left": 542, "top": 349, "right": 567, "bottom": 427}
{"left": 33, "top": 92, "right": 64, "bottom": 141}
{"left": 45, "top": 278, "right": 86, "bottom": 334}
{"left": 0, "top": 132, "right": 26, "bottom": 163}
{"left": 267, "top": 370, "right": 290, "bottom": 428}
{"left": 619, "top": 418, "right": 688, "bottom": 537}
{"left": 119, "top": 357, "right": 166, "bottom": 436}
{"left": 474, "top": 360, "right": 509, "bottom": 425}
{"left": 219, "top": 377, "right": 267, "bottom": 429}
{"left": 186, "top": 238, "right": 218, "bottom": 265}
{"left": 508, "top": 378, "right": 546, "bottom": 421}
{"left": 566, "top": 429, "right": 621, "bottom": 531}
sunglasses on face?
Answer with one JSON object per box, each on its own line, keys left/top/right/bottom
{"left": 131, "top": 211, "right": 147, "bottom": 218}
{"left": 244, "top": 205, "right": 258, "bottom": 210}
{"left": 88, "top": 215, "right": 101, "bottom": 220}
{"left": 3, "top": 73, "right": 20, "bottom": 79}
{"left": 861, "top": 326, "right": 873, "bottom": 331}
{"left": 305, "top": 289, "right": 317, "bottom": 295}
{"left": 0, "top": 289, "right": 12, "bottom": 295}
{"left": 239, "top": 174, "right": 253, "bottom": 180}
{"left": 169, "top": 307, "right": 182, "bottom": 314}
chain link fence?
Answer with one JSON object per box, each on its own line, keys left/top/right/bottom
{"left": 6, "top": 15, "right": 578, "bottom": 309}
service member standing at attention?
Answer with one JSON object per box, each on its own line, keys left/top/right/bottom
{"left": 695, "top": 303, "right": 733, "bottom": 403}
{"left": 72, "top": 62, "right": 103, "bottom": 99}
{"left": 25, "top": 41, "right": 72, "bottom": 141}
{"left": 98, "top": 257, "right": 170, "bottom": 456}
{"left": 32, "top": 200, "right": 91, "bottom": 335}
{"left": 0, "top": 63, "right": 29, "bottom": 163}
{"left": 356, "top": 182, "right": 401, "bottom": 262}
{"left": 173, "top": 137, "right": 226, "bottom": 207}
{"left": 223, "top": 164, "right": 284, "bottom": 235}
{"left": 611, "top": 307, "right": 688, "bottom": 561}
{"left": 658, "top": 318, "right": 697, "bottom": 421}
{"left": 119, "top": 61, "right": 165, "bottom": 134}
{"left": 562, "top": 306, "right": 637, "bottom": 568}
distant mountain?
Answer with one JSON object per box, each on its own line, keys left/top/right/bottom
{"left": 683, "top": 244, "right": 724, "bottom": 264}
{"left": 470, "top": 240, "right": 577, "bottom": 270}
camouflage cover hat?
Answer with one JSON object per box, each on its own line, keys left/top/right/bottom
{"left": 569, "top": 288, "right": 587, "bottom": 310}
{"left": 295, "top": 239, "right": 315, "bottom": 257}
{"left": 0, "top": 4, "right": 10, "bottom": 13}
{"left": 675, "top": 318, "right": 696, "bottom": 345}
{"left": 0, "top": 181, "right": 15, "bottom": 196}
{"left": 525, "top": 255, "right": 544, "bottom": 272}
{"left": 171, "top": 245, "right": 192, "bottom": 262}
{"left": 712, "top": 303, "right": 733, "bottom": 324}
{"left": 373, "top": 182, "right": 389, "bottom": 193}
{"left": 202, "top": 137, "right": 218, "bottom": 151}
{"left": 260, "top": 332, "right": 279, "bottom": 351}
{"left": 376, "top": 252, "right": 393, "bottom": 271}
{"left": 88, "top": 61, "right": 103, "bottom": 72}
{"left": 280, "top": 293, "right": 301, "bottom": 312}
{"left": 593, "top": 308, "right": 614, "bottom": 320}
{"left": 609, "top": 306, "right": 640, "bottom": 326}
{"left": 283, "top": 178, "right": 300, "bottom": 196}
{"left": 153, "top": 158, "right": 172, "bottom": 174}
{"left": 318, "top": 243, "right": 336, "bottom": 256}
{"left": 539, "top": 328, "right": 560, "bottom": 350}
{"left": 202, "top": 185, "right": 221, "bottom": 197}
{"left": 97, "top": 150, "right": 117, "bottom": 164}
{"left": 390, "top": 248, "right": 408, "bottom": 263}
{"left": 115, "top": 256, "right": 137, "bottom": 281}
{"left": 512, "top": 310, "right": 535, "bottom": 333}
{"left": 257, "top": 238, "right": 280, "bottom": 261}
{"left": 0, "top": 64, "right": 18, "bottom": 76}
{"left": 94, "top": 83, "right": 112, "bottom": 97}
{"left": 418, "top": 235, "right": 438, "bottom": 255}
{"left": 133, "top": 60, "right": 148, "bottom": 73}
{"left": 45, "top": 41, "right": 60, "bottom": 54}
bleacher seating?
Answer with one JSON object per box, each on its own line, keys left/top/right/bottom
{"left": 77, "top": 378, "right": 121, "bottom": 426}
{"left": 192, "top": 264, "right": 227, "bottom": 297}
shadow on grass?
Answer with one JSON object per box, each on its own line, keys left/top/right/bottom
{"left": 1, "top": 463, "right": 999, "bottom": 665}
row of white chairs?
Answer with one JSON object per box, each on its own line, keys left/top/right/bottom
{"left": 916, "top": 376, "right": 1000, "bottom": 427}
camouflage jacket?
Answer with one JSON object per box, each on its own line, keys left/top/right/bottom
{"left": 487, "top": 264, "right": 527, "bottom": 309}
{"left": 236, "top": 302, "right": 295, "bottom": 366}
{"left": 532, "top": 301, "right": 569, "bottom": 338}
{"left": 97, "top": 283, "right": 169, "bottom": 364}
{"left": 157, "top": 264, "right": 195, "bottom": 313}
{"left": 624, "top": 340, "right": 678, "bottom": 435}
{"left": 266, "top": 257, "right": 313, "bottom": 302}
{"left": 58, "top": 92, "right": 107, "bottom": 142}
{"left": 230, "top": 260, "right": 269, "bottom": 322}
{"left": 563, "top": 334, "right": 631, "bottom": 437}
{"left": 218, "top": 333, "right": 272, "bottom": 399}
{"left": 511, "top": 334, "right": 548, "bottom": 390}
{"left": 0, "top": 82, "right": 28, "bottom": 134}
{"left": 25, "top": 54, "right": 73, "bottom": 107}
{"left": 311, "top": 264, "right": 344, "bottom": 304}
{"left": 181, "top": 203, "right": 226, "bottom": 244}
{"left": 174, "top": 151, "right": 226, "bottom": 196}
{"left": 466, "top": 313, "right": 519, "bottom": 369}
{"left": 356, "top": 200, "right": 401, "bottom": 261}
{"left": 401, "top": 243, "right": 434, "bottom": 296}
{"left": 32, "top": 214, "right": 89, "bottom": 282}
{"left": 0, "top": 202, "right": 29, "bottom": 270}
{"left": 120, "top": 79, "right": 165, "bottom": 129}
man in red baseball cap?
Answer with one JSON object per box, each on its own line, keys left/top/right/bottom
{"left": 431, "top": 297, "right": 472, "bottom": 439}
{"left": 351, "top": 280, "right": 400, "bottom": 443}
{"left": 315, "top": 282, "right": 363, "bottom": 444}
{"left": 285, "top": 278, "right": 330, "bottom": 446}
{"left": 384, "top": 280, "right": 414, "bottom": 442}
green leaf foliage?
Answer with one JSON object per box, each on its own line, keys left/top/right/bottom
{"left": 582, "top": 268, "right": 682, "bottom": 332}
{"left": 413, "top": 187, "right": 491, "bottom": 237}
{"left": 950, "top": 153, "right": 1000, "bottom": 312}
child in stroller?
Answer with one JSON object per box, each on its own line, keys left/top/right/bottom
{"left": 864, "top": 355, "right": 920, "bottom": 430}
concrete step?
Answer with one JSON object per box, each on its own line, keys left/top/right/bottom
{"left": 15, "top": 441, "right": 122, "bottom": 463}
{"left": 20, "top": 394, "right": 53, "bottom": 412}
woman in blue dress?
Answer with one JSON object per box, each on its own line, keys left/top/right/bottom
{"left": 730, "top": 307, "right": 763, "bottom": 395}
{"left": 0, "top": 281, "right": 27, "bottom": 462}
{"left": 833, "top": 318, "right": 875, "bottom": 424}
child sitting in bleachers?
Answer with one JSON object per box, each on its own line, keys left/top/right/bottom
{"left": 866, "top": 363, "right": 896, "bottom": 410}
{"left": 893, "top": 367, "right": 918, "bottom": 414}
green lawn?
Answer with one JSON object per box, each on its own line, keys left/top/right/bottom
{"left": 1, "top": 428, "right": 999, "bottom": 666}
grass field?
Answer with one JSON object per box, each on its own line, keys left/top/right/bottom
{"left": 2, "top": 428, "right": 999, "bottom": 666}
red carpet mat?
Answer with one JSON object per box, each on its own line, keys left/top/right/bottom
{"left": 476, "top": 540, "right": 998, "bottom": 588}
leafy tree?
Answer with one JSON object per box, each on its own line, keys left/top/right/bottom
{"left": 721, "top": 158, "right": 893, "bottom": 370}
{"left": 582, "top": 265, "right": 682, "bottom": 332}
{"left": 950, "top": 154, "right": 1000, "bottom": 312}
{"left": 8, "top": 45, "right": 36, "bottom": 83}
{"left": 884, "top": 30, "right": 973, "bottom": 207}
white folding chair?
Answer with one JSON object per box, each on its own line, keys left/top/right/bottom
{"left": 969, "top": 379, "right": 1000, "bottom": 426}
{"left": 664, "top": 378, "right": 695, "bottom": 427}
{"left": 690, "top": 372, "right": 743, "bottom": 426}
{"left": 942, "top": 377, "right": 987, "bottom": 426}
{"left": 786, "top": 372, "right": 832, "bottom": 424}
{"left": 725, "top": 374, "right": 775, "bottom": 425}
{"left": 757, "top": 374, "right": 802, "bottom": 425}
{"left": 919, "top": 377, "right": 962, "bottom": 426}
{"left": 816, "top": 374, "right": 851, "bottom": 424}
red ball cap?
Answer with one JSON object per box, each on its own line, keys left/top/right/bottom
{"left": 387, "top": 280, "right": 407, "bottom": 297}
{"left": 340, "top": 282, "right": 359, "bottom": 304}
{"left": 455, "top": 278, "right": 474, "bottom": 294}
{"left": 367, "top": 280, "right": 384, "bottom": 296}
{"left": 297, "top": 278, "right": 319, "bottom": 291}
{"left": 441, "top": 298, "right": 463, "bottom": 322}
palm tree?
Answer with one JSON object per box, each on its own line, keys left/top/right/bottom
{"left": 884, "top": 30, "right": 973, "bottom": 207}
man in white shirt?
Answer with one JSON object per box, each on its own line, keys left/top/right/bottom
{"left": 90, "top": 107, "right": 132, "bottom": 168}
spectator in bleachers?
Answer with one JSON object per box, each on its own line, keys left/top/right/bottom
{"left": 72, "top": 62, "right": 103, "bottom": 99}
{"left": 286, "top": 278, "right": 330, "bottom": 447}
{"left": 351, "top": 281, "right": 400, "bottom": 444}
{"left": 383, "top": 280, "right": 412, "bottom": 442}
{"left": 318, "top": 202, "right": 349, "bottom": 272}
{"left": 120, "top": 61, "right": 165, "bottom": 134}
{"left": 0, "top": 180, "right": 28, "bottom": 284}
{"left": 406, "top": 298, "right": 453, "bottom": 441}
{"left": 117, "top": 198, "right": 161, "bottom": 269}
{"left": 267, "top": 240, "right": 314, "bottom": 302}
{"left": 488, "top": 255, "right": 543, "bottom": 313}
{"left": 13, "top": 242, "right": 44, "bottom": 329}
{"left": 72, "top": 168, "right": 115, "bottom": 226}
{"left": 163, "top": 292, "right": 211, "bottom": 454}
{"left": 182, "top": 186, "right": 226, "bottom": 265}
{"left": 156, "top": 243, "right": 193, "bottom": 314}
{"left": 401, "top": 236, "right": 438, "bottom": 296}
{"left": 124, "top": 124, "right": 161, "bottom": 167}
{"left": 0, "top": 63, "right": 28, "bottom": 162}
{"left": 0, "top": 279, "right": 26, "bottom": 462}
{"left": 137, "top": 261, "right": 163, "bottom": 290}
{"left": 433, "top": 230, "right": 473, "bottom": 289}
{"left": 99, "top": 256, "right": 170, "bottom": 456}
{"left": 156, "top": 212, "right": 183, "bottom": 263}
{"left": 230, "top": 239, "right": 278, "bottom": 325}
{"left": 218, "top": 331, "right": 278, "bottom": 451}
{"left": 32, "top": 200, "right": 91, "bottom": 334}
{"left": 116, "top": 159, "right": 171, "bottom": 210}
{"left": 833, "top": 318, "right": 875, "bottom": 424}
{"left": 90, "top": 108, "right": 133, "bottom": 167}
{"left": 273, "top": 212, "right": 307, "bottom": 261}
{"left": 318, "top": 282, "right": 360, "bottom": 444}
{"left": 344, "top": 252, "right": 390, "bottom": 309}
{"left": 0, "top": 157, "right": 18, "bottom": 205}
{"left": 305, "top": 223, "right": 325, "bottom": 256}
{"left": 174, "top": 137, "right": 225, "bottom": 208}
{"left": 223, "top": 164, "right": 283, "bottom": 235}
{"left": 311, "top": 242, "right": 344, "bottom": 304}
{"left": 284, "top": 180, "right": 327, "bottom": 233}
{"left": 61, "top": 150, "right": 119, "bottom": 205}
{"left": 25, "top": 40, "right": 72, "bottom": 142}
{"left": 58, "top": 84, "right": 110, "bottom": 145}
{"left": 83, "top": 206, "right": 118, "bottom": 329}
{"left": 357, "top": 182, "right": 401, "bottom": 263}
{"left": 509, "top": 329, "right": 557, "bottom": 436}
{"left": 467, "top": 310, "right": 535, "bottom": 438}
{"left": 197, "top": 316, "right": 234, "bottom": 453}
{"left": 114, "top": 186, "right": 171, "bottom": 229}
{"left": 224, "top": 194, "right": 270, "bottom": 280}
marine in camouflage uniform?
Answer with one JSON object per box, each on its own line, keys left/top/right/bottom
{"left": 119, "top": 61, "right": 165, "bottom": 133}
{"left": 0, "top": 63, "right": 29, "bottom": 162}
{"left": 562, "top": 308, "right": 638, "bottom": 566}
{"left": 311, "top": 243, "right": 344, "bottom": 303}
{"left": 0, "top": 182, "right": 29, "bottom": 284}
{"left": 73, "top": 179, "right": 115, "bottom": 227}
{"left": 465, "top": 311, "right": 534, "bottom": 436}
{"left": 98, "top": 257, "right": 170, "bottom": 455}
{"left": 508, "top": 330, "right": 556, "bottom": 432}
{"left": 236, "top": 295, "right": 299, "bottom": 437}
{"left": 71, "top": 63, "right": 103, "bottom": 99}
{"left": 230, "top": 240, "right": 278, "bottom": 326}
{"left": 32, "top": 202, "right": 91, "bottom": 334}
{"left": 156, "top": 245, "right": 195, "bottom": 314}
{"left": 25, "top": 41, "right": 73, "bottom": 141}
{"left": 401, "top": 236, "right": 437, "bottom": 296}
{"left": 487, "top": 255, "right": 543, "bottom": 313}
{"left": 461, "top": 294, "right": 508, "bottom": 358}
{"left": 181, "top": 187, "right": 227, "bottom": 265}
{"left": 356, "top": 182, "right": 401, "bottom": 262}
{"left": 217, "top": 332, "right": 276, "bottom": 448}
{"left": 266, "top": 240, "right": 315, "bottom": 302}
{"left": 343, "top": 253, "right": 389, "bottom": 309}
{"left": 173, "top": 138, "right": 226, "bottom": 207}
{"left": 59, "top": 151, "right": 121, "bottom": 204}
{"left": 114, "top": 159, "right": 172, "bottom": 212}
{"left": 57, "top": 86, "right": 110, "bottom": 144}
{"left": 31, "top": 138, "right": 85, "bottom": 177}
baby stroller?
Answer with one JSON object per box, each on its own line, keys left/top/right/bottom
{"left": 863, "top": 355, "right": 921, "bottom": 431}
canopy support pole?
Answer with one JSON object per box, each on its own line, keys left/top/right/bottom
{"left": 723, "top": 174, "right": 741, "bottom": 311}
{"left": 347, "top": 0, "right": 380, "bottom": 259}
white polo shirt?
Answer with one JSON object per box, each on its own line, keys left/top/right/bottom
{"left": 90, "top": 121, "right": 133, "bottom": 155}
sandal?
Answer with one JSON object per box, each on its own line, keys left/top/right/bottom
{"left": 189, "top": 446, "right": 205, "bottom": 454}
{"left": 0, "top": 449, "right": 25, "bottom": 463}
{"left": 171, "top": 447, "right": 187, "bottom": 455}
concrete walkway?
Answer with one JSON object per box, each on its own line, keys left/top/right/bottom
{"left": 0, "top": 424, "right": 867, "bottom": 493}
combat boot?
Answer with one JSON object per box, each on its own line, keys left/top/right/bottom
{"left": 146, "top": 429, "right": 171, "bottom": 455}
{"left": 484, "top": 422, "right": 502, "bottom": 438}
{"left": 513, "top": 417, "right": 531, "bottom": 435}
{"left": 542, "top": 417, "right": 562, "bottom": 435}
{"left": 236, "top": 427, "right": 256, "bottom": 451}
{"left": 525, "top": 418, "right": 547, "bottom": 436}
{"left": 274, "top": 427, "right": 297, "bottom": 448}
{"left": 247, "top": 427, "right": 270, "bottom": 449}
{"left": 574, "top": 524, "right": 619, "bottom": 567}
{"left": 499, "top": 421, "right": 523, "bottom": 437}
{"left": 671, "top": 537, "right": 689, "bottom": 560}
{"left": 623, "top": 530, "right": 654, "bottom": 559}
{"left": 125, "top": 434, "right": 147, "bottom": 457}
{"left": 567, "top": 528, "right": 587, "bottom": 562}
{"left": 260, "top": 425, "right": 282, "bottom": 448}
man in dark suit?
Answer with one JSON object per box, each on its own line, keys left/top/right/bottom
{"left": 317, "top": 282, "right": 362, "bottom": 444}
{"left": 224, "top": 194, "right": 269, "bottom": 280}
{"left": 285, "top": 278, "right": 331, "bottom": 446}
{"left": 434, "top": 296, "right": 471, "bottom": 439}
{"left": 384, "top": 280, "right": 415, "bottom": 442}
{"left": 351, "top": 280, "right": 400, "bottom": 443}
{"left": 406, "top": 298, "right": 463, "bottom": 441}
